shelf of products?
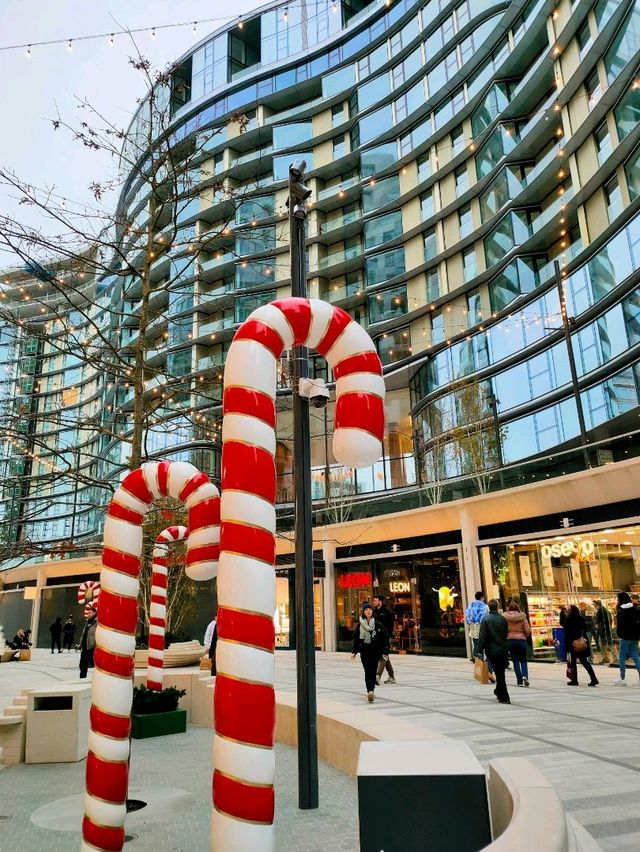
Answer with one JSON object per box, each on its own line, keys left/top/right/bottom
{"left": 526, "top": 595, "right": 560, "bottom": 659}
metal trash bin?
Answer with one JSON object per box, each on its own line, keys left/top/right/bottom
{"left": 25, "top": 683, "right": 91, "bottom": 763}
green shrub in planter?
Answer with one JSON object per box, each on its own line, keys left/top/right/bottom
{"left": 131, "top": 684, "right": 187, "bottom": 739}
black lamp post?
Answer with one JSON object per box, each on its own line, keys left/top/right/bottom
{"left": 287, "top": 159, "right": 319, "bottom": 810}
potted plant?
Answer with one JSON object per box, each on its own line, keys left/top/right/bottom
{"left": 131, "top": 684, "right": 187, "bottom": 739}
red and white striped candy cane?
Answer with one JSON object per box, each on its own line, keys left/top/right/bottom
{"left": 146, "top": 524, "right": 188, "bottom": 691}
{"left": 78, "top": 580, "right": 101, "bottom": 607}
{"left": 213, "top": 297, "right": 384, "bottom": 850}
{"left": 82, "top": 461, "right": 219, "bottom": 852}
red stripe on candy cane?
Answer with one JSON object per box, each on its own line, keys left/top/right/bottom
{"left": 223, "top": 386, "right": 276, "bottom": 427}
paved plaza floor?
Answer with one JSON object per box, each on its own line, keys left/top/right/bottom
{"left": 3, "top": 650, "right": 640, "bottom": 849}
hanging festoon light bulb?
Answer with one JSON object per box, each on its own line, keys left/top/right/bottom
{"left": 238, "top": 15, "right": 244, "bottom": 29}
{"left": 25, "top": 44, "right": 31, "bottom": 58}
{"left": 332, "top": 0, "right": 338, "bottom": 12}
{"left": 108, "top": 34, "right": 114, "bottom": 46}
{"left": 151, "top": 27, "right": 156, "bottom": 39}
{"left": 283, "top": 6, "right": 288, "bottom": 21}
{"left": 67, "top": 39, "right": 73, "bottom": 52}
{"left": 193, "top": 21, "right": 197, "bottom": 33}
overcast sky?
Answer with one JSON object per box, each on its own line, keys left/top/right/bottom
{"left": 0, "top": 0, "right": 266, "bottom": 267}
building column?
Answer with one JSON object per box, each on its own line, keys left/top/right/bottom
{"left": 459, "top": 506, "right": 482, "bottom": 606}
{"left": 30, "top": 566, "right": 47, "bottom": 646}
{"left": 322, "top": 540, "right": 337, "bottom": 652}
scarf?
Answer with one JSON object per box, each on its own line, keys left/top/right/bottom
{"left": 359, "top": 616, "right": 376, "bottom": 644}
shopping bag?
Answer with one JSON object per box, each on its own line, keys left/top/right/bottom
{"left": 474, "top": 657, "right": 489, "bottom": 684}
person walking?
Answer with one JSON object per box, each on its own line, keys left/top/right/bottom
{"left": 504, "top": 602, "right": 531, "bottom": 687}
{"left": 579, "top": 602, "right": 596, "bottom": 661}
{"left": 465, "top": 591, "right": 495, "bottom": 684}
{"left": 373, "top": 595, "right": 396, "bottom": 684}
{"left": 478, "top": 600, "right": 511, "bottom": 704}
{"left": 79, "top": 608, "right": 98, "bottom": 678}
{"left": 594, "top": 600, "right": 617, "bottom": 665}
{"left": 613, "top": 592, "right": 640, "bottom": 686}
{"left": 62, "top": 616, "right": 76, "bottom": 652}
{"left": 49, "top": 617, "right": 63, "bottom": 654}
{"left": 351, "top": 602, "right": 383, "bottom": 703}
{"left": 204, "top": 614, "right": 218, "bottom": 676}
{"left": 562, "top": 604, "right": 599, "bottom": 687}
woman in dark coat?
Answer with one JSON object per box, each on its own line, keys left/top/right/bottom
{"left": 562, "top": 604, "right": 599, "bottom": 687}
{"left": 351, "top": 602, "right": 385, "bottom": 703}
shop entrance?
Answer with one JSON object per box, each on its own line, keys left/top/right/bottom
{"left": 335, "top": 547, "right": 465, "bottom": 657}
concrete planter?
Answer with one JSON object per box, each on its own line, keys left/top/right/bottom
{"left": 131, "top": 709, "right": 187, "bottom": 739}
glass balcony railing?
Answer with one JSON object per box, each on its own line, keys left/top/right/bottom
{"left": 319, "top": 279, "right": 364, "bottom": 303}
{"left": 317, "top": 176, "right": 360, "bottom": 201}
{"left": 316, "top": 244, "right": 362, "bottom": 271}
{"left": 198, "top": 317, "right": 235, "bottom": 337}
{"left": 320, "top": 208, "right": 362, "bottom": 234}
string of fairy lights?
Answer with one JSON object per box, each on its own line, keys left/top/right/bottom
{"left": 1, "top": 0, "right": 393, "bottom": 58}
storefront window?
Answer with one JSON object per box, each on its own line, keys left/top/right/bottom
{"left": 275, "top": 572, "right": 323, "bottom": 648}
{"left": 479, "top": 525, "right": 640, "bottom": 662}
{"left": 335, "top": 549, "right": 465, "bottom": 656}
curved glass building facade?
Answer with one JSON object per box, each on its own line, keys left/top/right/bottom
{"left": 3, "top": 0, "right": 640, "bottom": 565}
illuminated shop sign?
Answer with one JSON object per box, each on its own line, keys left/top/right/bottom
{"left": 338, "top": 572, "right": 370, "bottom": 589}
{"left": 540, "top": 540, "right": 595, "bottom": 559}
{"left": 389, "top": 581, "right": 410, "bottom": 593}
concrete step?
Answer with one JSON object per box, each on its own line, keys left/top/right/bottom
{"left": 4, "top": 706, "right": 26, "bottom": 717}
{"left": 13, "top": 696, "right": 28, "bottom": 706}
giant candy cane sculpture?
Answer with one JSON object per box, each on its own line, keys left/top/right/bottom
{"left": 212, "top": 297, "right": 384, "bottom": 850}
{"left": 82, "top": 462, "right": 219, "bottom": 852}
{"left": 146, "top": 524, "right": 188, "bottom": 691}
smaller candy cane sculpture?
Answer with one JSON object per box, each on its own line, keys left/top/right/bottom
{"left": 78, "top": 580, "right": 100, "bottom": 607}
{"left": 82, "top": 461, "right": 219, "bottom": 852}
{"left": 146, "top": 525, "right": 188, "bottom": 691}
{"left": 213, "top": 297, "right": 385, "bottom": 851}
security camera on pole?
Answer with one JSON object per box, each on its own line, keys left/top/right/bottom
{"left": 287, "top": 159, "right": 319, "bottom": 810}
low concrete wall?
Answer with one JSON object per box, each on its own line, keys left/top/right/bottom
{"left": 275, "top": 691, "right": 442, "bottom": 777}
{"left": 487, "top": 758, "right": 600, "bottom": 852}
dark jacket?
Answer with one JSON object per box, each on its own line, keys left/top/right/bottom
{"left": 62, "top": 621, "right": 76, "bottom": 641}
{"left": 50, "top": 620, "right": 63, "bottom": 638}
{"left": 562, "top": 611, "right": 586, "bottom": 646}
{"left": 478, "top": 611, "right": 508, "bottom": 657}
{"left": 595, "top": 605, "right": 613, "bottom": 642}
{"left": 352, "top": 618, "right": 386, "bottom": 656}
{"left": 616, "top": 603, "right": 640, "bottom": 641}
{"left": 374, "top": 605, "right": 394, "bottom": 639}
{"left": 80, "top": 617, "right": 97, "bottom": 651}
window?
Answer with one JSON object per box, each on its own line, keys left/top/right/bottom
{"left": 236, "top": 226, "right": 275, "bottom": 257}
{"left": 455, "top": 165, "right": 469, "bottom": 196}
{"left": 594, "top": 122, "right": 611, "bottom": 167}
{"left": 358, "top": 73, "right": 391, "bottom": 112}
{"left": 423, "top": 228, "right": 438, "bottom": 261}
{"left": 576, "top": 21, "right": 591, "bottom": 58}
{"left": 431, "top": 311, "right": 444, "bottom": 344}
{"left": 364, "top": 210, "right": 403, "bottom": 249}
{"left": 273, "top": 122, "right": 313, "bottom": 150}
{"left": 333, "top": 136, "right": 347, "bottom": 160}
{"left": 585, "top": 70, "right": 602, "bottom": 109}
{"left": 235, "top": 290, "right": 276, "bottom": 324}
{"left": 323, "top": 64, "right": 356, "bottom": 98}
{"left": 363, "top": 174, "right": 400, "bottom": 213}
{"left": 376, "top": 327, "right": 412, "bottom": 365}
{"left": 359, "top": 104, "right": 394, "bottom": 144}
{"left": 615, "top": 85, "right": 640, "bottom": 140}
{"left": 466, "top": 289, "right": 481, "bottom": 323}
{"left": 235, "top": 258, "right": 275, "bottom": 289}
{"left": 420, "top": 190, "right": 434, "bottom": 220}
{"left": 463, "top": 248, "right": 477, "bottom": 284}
{"left": 604, "top": 175, "right": 623, "bottom": 223}
{"left": 368, "top": 285, "right": 408, "bottom": 324}
{"left": 451, "top": 125, "right": 464, "bottom": 157}
{"left": 459, "top": 204, "right": 472, "bottom": 239}
{"left": 235, "top": 196, "right": 275, "bottom": 226}
{"left": 332, "top": 103, "right": 347, "bottom": 127}
{"left": 417, "top": 152, "right": 431, "bottom": 183}
{"left": 426, "top": 268, "right": 440, "bottom": 302}
{"left": 361, "top": 143, "right": 397, "bottom": 177}
{"left": 626, "top": 145, "right": 640, "bottom": 201}
{"left": 366, "top": 248, "right": 406, "bottom": 286}
{"left": 273, "top": 152, "right": 313, "bottom": 180}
